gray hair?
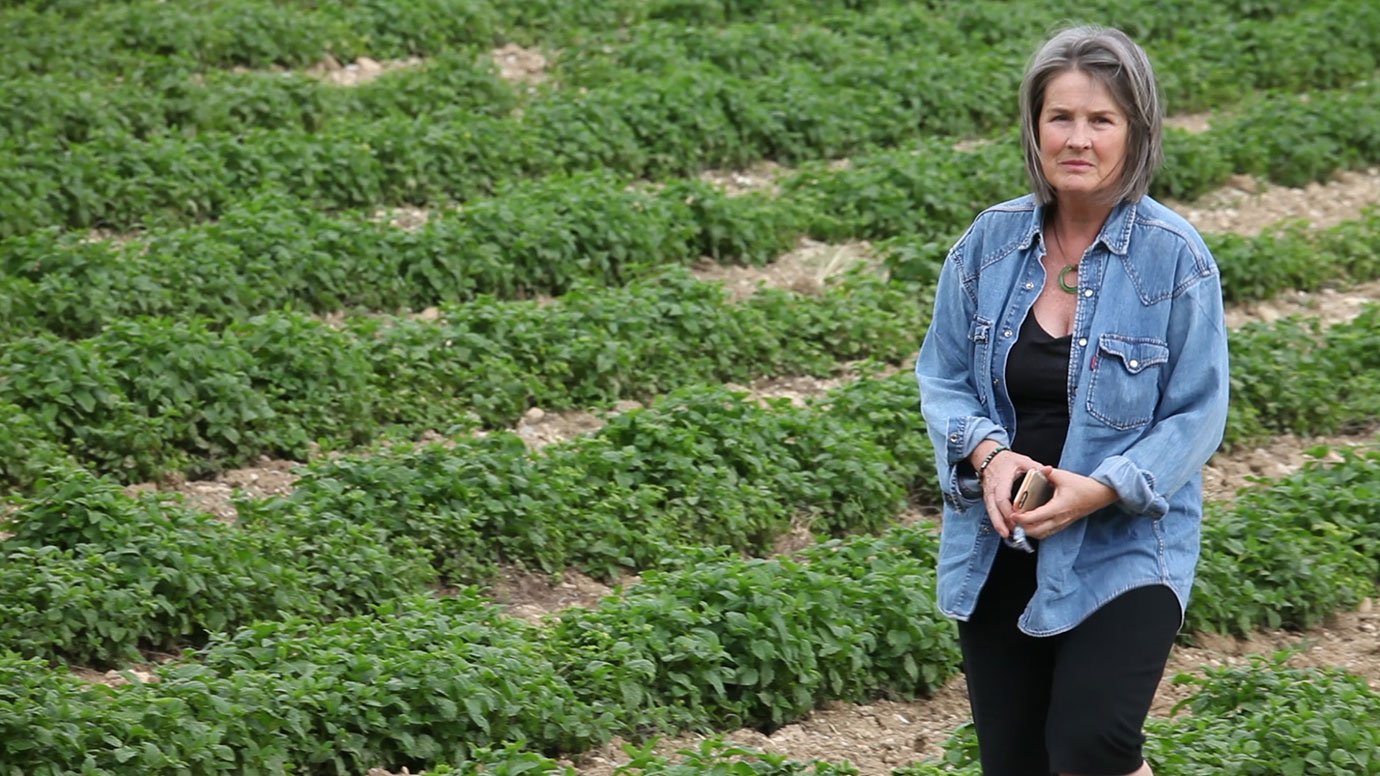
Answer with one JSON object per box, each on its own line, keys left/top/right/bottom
{"left": 1018, "top": 25, "right": 1163, "bottom": 206}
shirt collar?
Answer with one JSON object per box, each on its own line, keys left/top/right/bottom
{"left": 1021, "top": 197, "right": 1138, "bottom": 256}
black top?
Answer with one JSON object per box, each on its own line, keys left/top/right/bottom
{"left": 1005, "top": 312, "right": 1072, "bottom": 470}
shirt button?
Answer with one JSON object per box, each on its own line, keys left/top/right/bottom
{"left": 992, "top": 378, "right": 1000, "bottom": 385}
{"left": 1024, "top": 282, "right": 1034, "bottom": 290}
{"left": 1078, "top": 337, "right": 1088, "bottom": 347}
{"left": 1083, "top": 288, "right": 1094, "bottom": 298}
{"left": 949, "top": 433, "right": 961, "bottom": 442}
{"left": 1129, "top": 359, "right": 1139, "bottom": 369}
{"left": 1003, "top": 329, "right": 1013, "bottom": 338}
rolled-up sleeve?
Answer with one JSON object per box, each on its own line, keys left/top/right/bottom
{"left": 917, "top": 244, "right": 1009, "bottom": 510}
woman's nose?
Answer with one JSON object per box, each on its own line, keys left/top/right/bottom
{"left": 1066, "top": 122, "right": 1092, "bottom": 148}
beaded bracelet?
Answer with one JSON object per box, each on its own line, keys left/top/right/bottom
{"left": 976, "top": 445, "right": 1008, "bottom": 479}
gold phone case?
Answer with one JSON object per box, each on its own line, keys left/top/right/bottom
{"left": 1013, "top": 469, "right": 1052, "bottom": 512}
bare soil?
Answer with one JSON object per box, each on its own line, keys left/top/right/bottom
{"left": 154, "top": 458, "right": 301, "bottom": 523}
{"left": 1224, "top": 277, "right": 1380, "bottom": 330}
{"left": 1168, "top": 167, "right": 1380, "bottom": 237}
{"left": 697, "top": 161, "right": 785, "bottom": 197}
{"left": 303, "top": 55, "right": 424, "bottom": 87}
{"left": 492, "top": 43, "right": 549, "bottom": 85}
{"left": 1202, "top": 427, "right": 1378, "bottom": 504}
{"left": 692, "top": 238, "right": 877, "bottom": 300}
{"left": 1163, "top": 112, "right": 1213, "bottom": 134}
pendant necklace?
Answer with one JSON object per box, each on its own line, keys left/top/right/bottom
{"left": 1049, "top": 222, "right": 1079, "bottom": 294}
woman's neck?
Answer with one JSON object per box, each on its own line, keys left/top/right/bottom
{"left": 1049, "top": 197, "right": 1113, "bottom": 241}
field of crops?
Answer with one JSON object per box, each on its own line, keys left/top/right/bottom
{"left": 3, "top": 0, "right": 1380, "bottom": 773}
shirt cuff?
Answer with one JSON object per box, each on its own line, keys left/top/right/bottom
{"left": 942, "top": 416, "right": 1009, "bottom": 509}
{"left": 1089, "top": 454, "right": 1167, "bottom": 518}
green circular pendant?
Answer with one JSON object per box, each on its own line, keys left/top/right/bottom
{"left": 1058, "top": 264, "right": 1078, "bottom": 294}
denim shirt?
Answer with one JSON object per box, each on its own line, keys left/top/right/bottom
{"left": 915, "top": 194, "right": 1229, "bottom": 636}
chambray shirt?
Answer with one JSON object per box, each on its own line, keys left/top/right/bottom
{"left": 915, "top": 194, "right": 1229, "bottom": 636}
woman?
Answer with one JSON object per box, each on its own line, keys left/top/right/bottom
{"left": 915, "top": 26, "right": 1229, "bottom": 776}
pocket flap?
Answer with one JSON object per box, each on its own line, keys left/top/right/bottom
{"left": 1097, "top": 335, "right": 1169, "bottom": 374}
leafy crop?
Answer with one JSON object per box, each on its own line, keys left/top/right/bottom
{"left": 1189, "top": 447, "right": 1380, "bottom": 636}
{"left": 0, "top": 467, "right": 434, "bottom": 664}
{"left": 0, "top": 269, "right": 917, "bottom": 482}
{"left": 901, "top": 656, "right": 1380, "bottom": 775}
{"left": 4, "top": 12, "right": 1379, "bottom": 236}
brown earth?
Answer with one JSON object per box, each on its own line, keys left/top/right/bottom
{"left": 1167, "top": 167, "right": 1380, "bottom": 237}
{"left": 693, "top": 238, "right": 878, "bottom": 300}
{"left": 492, "top": 43, "right": 549, "bottom": 85}
{"left": 303, "top": 55, "right": 424, "bottom": 87}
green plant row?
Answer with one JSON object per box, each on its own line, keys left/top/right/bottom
{"left": 8, "top": 131, "right": 1380, "bottom": 345}
{"left": 901, "top": 654, "right": 1380, "bottom": 775}
{"left": 5, "top": 293, "right": 1377, "bottom": 667}
{"left": 428, "top": 656, "right": 1380, "bottom": 775}
{"left": 0, "top": 371, "right": 928, "bottom": 663}
{"left": 241, "top": 371, "right": 931, "bottom": 585}
{"left": 1190, "top": 445, "right": 1380, "bottom": 638}
{"left": 0, "top": 51, "right": 518, "bottom": 147}
{"left": 1, "top": 252, "right": 1376, "bottom": 497}
{"left": 6, "top": 442, "right": 1380, "bottom": 774}
{"left": 0, "top": 523, "right": 956, "bottom": 774}
{"left": 0, "top": 0, "right": 1319, "bottom": 81}
{"left": 0, "top": 269, "right": 917, "bottom": 483}
{"left": 431, "top": 658, "right": 1380, "bottom": 775}
{"left": 0, "top": 0, "right": 861, "bottom": 78}
{"left": 5, "top": 23, "right": 1378, "bottom": 237}
{"left": 553, "top": 0, "right": 1375, "bottom": 115}
{"left": 0, "top": 469, "right": 433, "bottom": 666}
{"left": 5, "top": 0, "right": 1364, "bottom": 149}
{"left": 0, "top": 177, "right": 802, "bottom": 340}
{"left": 1225, "top": 305, "right": 1380, "bottom": 445}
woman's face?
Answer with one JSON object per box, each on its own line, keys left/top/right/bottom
{"left": 1038, "top": 69, "right": 1129, "bottom": 203}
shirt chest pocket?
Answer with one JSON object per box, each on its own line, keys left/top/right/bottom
{"left": 1086, "top": 334, "right": 1169, "bottom": 430}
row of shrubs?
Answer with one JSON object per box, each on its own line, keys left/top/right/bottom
{"left": 5, "top": 129, "right": 1380, "bottom": 343}
{"left": 0, "top": 269, "right": 918, "bottom": 482}
{"left": 4, "top": 443, "right": 1379, "bottom": 774}
{"left": 5, "top": 307, "right": 1379, "bottom": 668}
{"left": 6, "top": 0, "right": 1372, "bottom": 147}
{"left": 3, "top": 28, "right": 1378, "bottom": 236}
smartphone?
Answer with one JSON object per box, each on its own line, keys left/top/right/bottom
{"left": 1013, "top": 469, "right": 1052, "bottom": 513}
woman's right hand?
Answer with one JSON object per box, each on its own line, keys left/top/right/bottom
{"left": 971, "top": 442, "right": 1041, "bottom": 539}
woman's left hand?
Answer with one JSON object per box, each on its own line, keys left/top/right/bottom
{"left": 1012, "top": 466, "right": 1119, "bottom": 540}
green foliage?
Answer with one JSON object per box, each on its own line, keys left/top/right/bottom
{"left": 270, "top": 375, "right": 918, "bottom": 585}
{"left": 1226, "top": 306, "right": 1380, "bottom": 445}
{"left": 614, "top": 739, "right": 860, "bottom": 775}
{"left": 6, "top": 3, "right": 1379, "bottom": 235}
{"left": 900, "top": 657, "right": 1380, "bottom": 775}
{"left": 188, "top": 593, "right": 608, "bottom": 772}
{"left": 0, "top": 401, "right": 71, "bottom": 491}
{"left": 0, "top": 469, "right": 314, "bottom": 663}
{"left": 0, "top": 466, "right": 436, "bottom": 665}
{"left": 0, "top": 269, "right": 916, "bottom": 482}
{"left": 1188, "top": 447, "right": 1380, "bottom": 637}
{"left": 1146, "top": 656, "right": 1380, "bottom": 775}
{"left": 551, "top": 524, "right": 957, "bottom": 732}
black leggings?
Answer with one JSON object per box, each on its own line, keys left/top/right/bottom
{"left": 957, "top": 544, "right": 1181, "bottom": 776}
